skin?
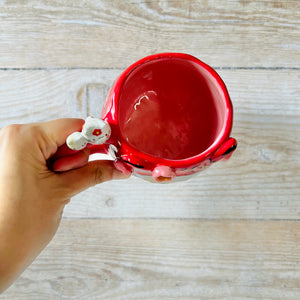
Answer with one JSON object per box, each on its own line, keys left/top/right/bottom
{"left": 0, "top": 118, "right": 128, "bottom": 293}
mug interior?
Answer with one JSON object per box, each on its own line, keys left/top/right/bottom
{"left": 118, "top": 56, "right": 228, "bottom": 160}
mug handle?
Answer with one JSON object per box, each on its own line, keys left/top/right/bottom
{"left": 51, "top": 116, "right": 113, "bottom": 169}
{"left": 51, "top": 116, "right": 123, "bottom": 172}
{"left": 51, "top": 141, "right": 133, "bottom": 175}
{"left": 211, "top": 137, "right": 237, "bottom": 162}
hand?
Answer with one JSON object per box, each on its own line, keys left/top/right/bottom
{"left": 0, "top": 119, "right": 128, "bottom": 292}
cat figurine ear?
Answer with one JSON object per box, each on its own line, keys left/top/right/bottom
{"left": 66, "top": 117, "right": 111, "bottom": 151}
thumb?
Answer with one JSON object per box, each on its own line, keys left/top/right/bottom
{"left": 55, "top": 160, "right": 129, "bottom": 198}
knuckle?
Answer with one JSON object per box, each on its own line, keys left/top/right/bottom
{"left": 1, "top": 123, "right": 40, "bottom": 141}
{"left": 26, "top": 124, "right": 40, "bottom": 135}
{"left": 0, "top": 124, "right": 23, "bottom": 144}
{"left": 22, "top": 124, "right": 42, "bottom": 140}
{"left": 1, "top": 124, "right": 22, "bottom": 136}
{"left": 94, "top": 167, "right": 104, "bottom": 185}
{"left": 21, "top": 123, "right": 52, "bottom": 150}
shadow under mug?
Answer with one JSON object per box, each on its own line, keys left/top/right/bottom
{"left": 74, "top": 53, "right": 237, "bottom": 182}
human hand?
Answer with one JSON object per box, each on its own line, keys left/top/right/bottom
{"left": 0, "top": 119, "right": 128, "bottom": 292}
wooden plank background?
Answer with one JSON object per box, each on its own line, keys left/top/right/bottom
{"left": 0, "top": 0, "right": 299, "bottom": 299}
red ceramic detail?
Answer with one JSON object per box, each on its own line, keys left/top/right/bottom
{"left": 92, "top": 128, "right": 102, "bottom": 136}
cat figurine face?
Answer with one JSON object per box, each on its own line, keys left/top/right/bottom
{"left": 82, "top": 116, "right": 111, "bottom": 145}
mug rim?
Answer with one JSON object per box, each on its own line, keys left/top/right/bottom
{"left": 105, "top": 52, "right": 233, "bottom": 168}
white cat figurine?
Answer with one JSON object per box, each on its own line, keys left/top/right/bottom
{"left": 67, "top": 117, "right": 111, "bottom": 150}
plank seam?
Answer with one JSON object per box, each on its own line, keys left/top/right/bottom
{"left": 0, "top": 67, "right": 299, "bottom": 71}
{"left": 62, "top": 217, "right": 300, "bottom": 221}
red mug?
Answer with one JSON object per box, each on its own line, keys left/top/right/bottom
{"left": 65, "top": 53, "right": 237, "bottom": 183}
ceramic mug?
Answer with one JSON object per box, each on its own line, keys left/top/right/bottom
{"left": 66, "top": 53, "right": 237, "bottom": 183}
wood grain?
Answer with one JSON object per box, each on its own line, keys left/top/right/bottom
{"left": 0, "top": 1, "right": 299, "bottom": 298}
{"left": 0, "top": 69, "right": 299, "bottom": 219}
{"left": 0, "top": 0, "right": 299, "bottom": 68}
{"left": 1, "top": 219, "right": 299, "bottom": 299}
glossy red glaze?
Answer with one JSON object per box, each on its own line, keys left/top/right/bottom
{"left": 95, "top": 53, "right": 236, "bottom": 178}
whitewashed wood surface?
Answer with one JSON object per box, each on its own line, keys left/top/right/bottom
{"left": 3, "top": 220, "right": 300, "bottom": 299}
{"left": 0, "top": 0, "right": 300, "bottom": 299}
{"left": 0, "top": 0, "right": 299, "bottom": 68}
